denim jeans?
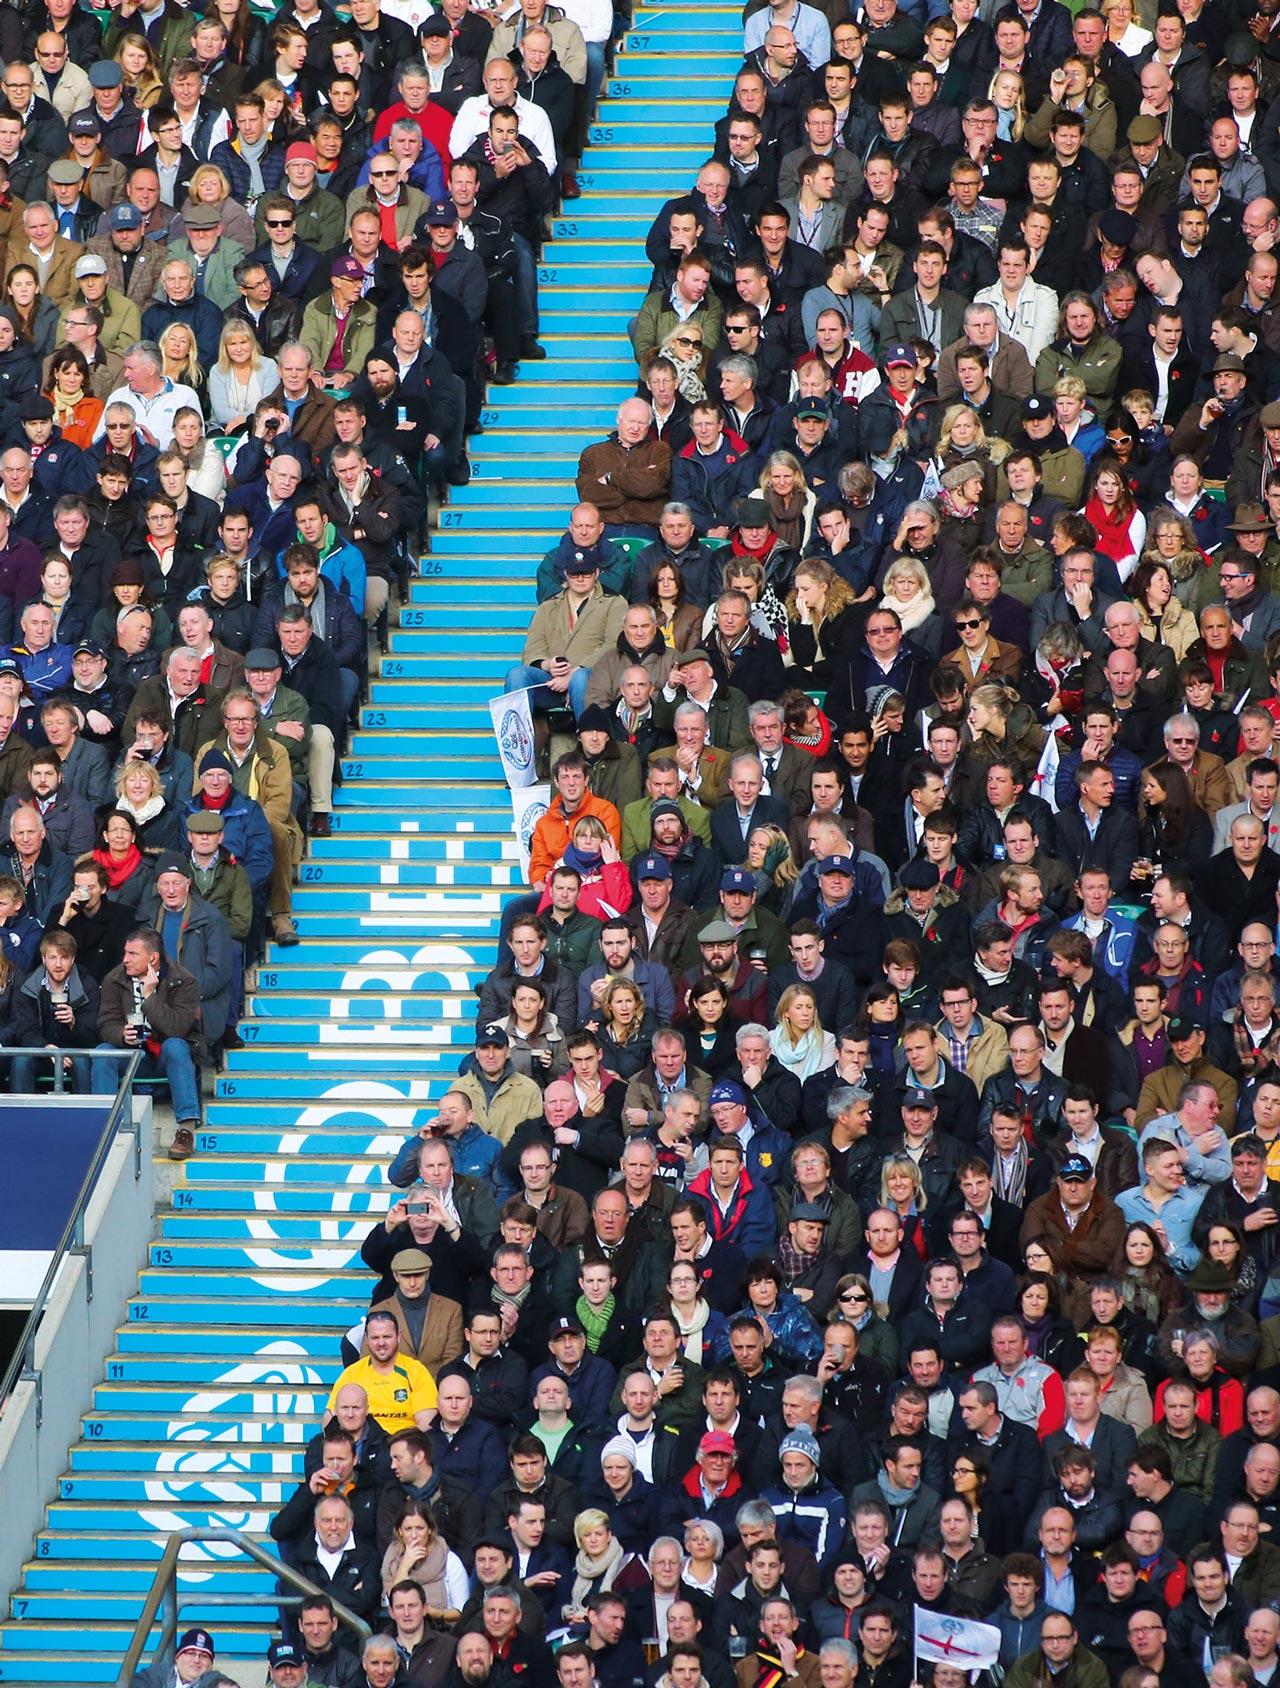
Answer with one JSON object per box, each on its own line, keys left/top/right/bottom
{"left": 512, "top": 233, "right": 538, "bottom": 339}
{"left": 92, "top": 1038, "right": 201, "bottom": 1122}
{"left": 503, "top": 662, "right": 589, "bottom": 719}
{"left": 11, "top": 1052, "right": 91, "bottom": 1093}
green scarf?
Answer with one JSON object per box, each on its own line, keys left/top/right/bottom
{"left": 577, "top": 1292, "right": 614, "bottom": 1352}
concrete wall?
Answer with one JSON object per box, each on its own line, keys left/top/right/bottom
{"left": 0, "top": 1097, "right": 154, "bottom": 1605}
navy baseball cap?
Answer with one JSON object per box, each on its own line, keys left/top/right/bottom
{"left": 636, "top": 854, "right": 671, "bottom": 881}
{"left": 721, "top": 867, "right": 754, "bottom": 892}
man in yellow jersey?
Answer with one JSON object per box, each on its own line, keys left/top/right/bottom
{"left": 327, "top": 1309, "right": 438, "bottom": 1434}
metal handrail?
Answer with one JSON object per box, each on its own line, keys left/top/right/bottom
{"left": 0, "top": 1049, "right": 142, "bottom": 1418}
{"left": 116, "top": 1525, "right": 373, "bottom": 1687}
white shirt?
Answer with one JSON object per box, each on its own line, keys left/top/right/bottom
{"left": 97, "top": 379, "right": 201, "bottom": 450}
{"left": 450, "top": 93, "right": 557, "bottom": 172}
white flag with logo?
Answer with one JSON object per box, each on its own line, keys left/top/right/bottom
{"left": 510, "top": 782, "right": 550, "bottom": 878}
{"left": 489, "top": 688, "right": 538, "bottom": 790}
{"left": 913, "top": 1610, "right": 1002, "bottom": 1670}
{"left": 1031, "top": 727, "right": 1061, "bottom": 814}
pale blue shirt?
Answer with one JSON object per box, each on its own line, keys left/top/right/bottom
{"left": 1116, "top": 1182, "right": 1206, "bottom": 1273}
{"left": 743, "top": 0, "right": 831, "bottom": 65}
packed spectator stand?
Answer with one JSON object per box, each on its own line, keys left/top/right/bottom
{"left": 22, "top": 0, "right": 1280, "bottom": 1682}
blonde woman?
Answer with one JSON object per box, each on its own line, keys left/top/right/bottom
{"left": 756, "top": 450, "right": 817, "bottom": 550}
{"left": 880, "top": 1153, "right": 928, "bottom": 1259}
{"left": 656, "top": 325, "right": 707, "bottom": 401}
{"left": 964, "top": 681, "right": 1045, "bottom": 767}
{"left": 112, "top": 34, "right": 164, "bottom": 106}
{"left": 565, "top": 1510, "right": 627, "bottom": 1622}
{"left": 159, "top": 322, "right": 202, "bottom": 396}
{"left": 209, "top": 321, "right": 279, "bottom": 432}
{"left": 114, "top": 760, "right": 182, "bottom": 851}
{"left": 179, "top": 164, "right": 255, "bottom": 252}
{"left": 1139, "top": 508, "right": 1214, "bottom": 611}
{"left": 770, "top": 984, "right": 835, "bottom": 1081}
{"left": 746, "top": 822, "right": 800, "bottom": 917}
{"left": 1102, "top": 0, "right": 1151, "bottom": 52}
{"left": 880, "top": 556, "right": 941, "bottom": 656}
{"left": 172, "top": 407, "right": 227, "bottom": 504}
{"left": 990, "top": 69, "right": 1026, "bottom": 141}
{"left": 786, "top": 559, "right": 859, "bottom": 690}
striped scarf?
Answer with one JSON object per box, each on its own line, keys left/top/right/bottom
{"left": 577, "top": 1292, "right": 614, "bottom": 1352}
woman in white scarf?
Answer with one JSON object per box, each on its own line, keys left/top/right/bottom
{"left": 566, "top": 1510, "right": 628, "bottom": 1619}
{"left": 680, "top": 1518, "right": 723, "bottom": 1597}
{"left": 879, "top": 557, "right": 942, "bottom": 658}
{"left": 769, "top": 985, "right": 836, "bottom": 1082}
{"left": 665, "top": 1262, "right": 728, "bottom": 1366}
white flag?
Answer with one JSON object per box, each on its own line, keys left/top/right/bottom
{"left": 913, "top": 1609, "right": 1002, "bottom": 1670}
{"left": 510, "top": 783, "right": 550, "bottom": 878}
{"left": 489, "top": 688, "right": 538, "bottom": 790}
{"left": 1031, "top": 728, "right": 1061, "bottom": 814}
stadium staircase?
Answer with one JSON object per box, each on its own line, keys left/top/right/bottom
{"left": 0, "top": 6, "right": 744, "bottom": 1683}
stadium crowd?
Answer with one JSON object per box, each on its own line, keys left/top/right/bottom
{"left": 118, "top": 0, "right": 1280, "bottom": 1677}
{"left": 0, "top": 0, "right": 598, "bottom": 1158}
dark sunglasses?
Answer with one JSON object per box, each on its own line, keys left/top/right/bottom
{"left": 954, "top": 617, "right": 984, "bottom": 630}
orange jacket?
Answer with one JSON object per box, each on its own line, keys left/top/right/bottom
{"left": 528, "top": 792, "right": 622, "bottom": 887}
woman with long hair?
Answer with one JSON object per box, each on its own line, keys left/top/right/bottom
{"left": 989, "top": 68, "right": 1026, "bottom": 139}
{"left": 112, "top": 33, "right": 165, "bottom": 106}
{"left": 209, "top": 321, "right": 279, "bottom": 433}
{"left": 1204, "top": 1221, "right": 1261, "bottom": 1316}
{"left": 498, "top": 978, "right": 567, "bottom": 1085}
{"left": 159, "top": 321, "right": 203, "bottom": 402}
{"left": 1128, "top": 559, "right": 1198, "bottom": 659}
{"left": 1084, "top": 456, "right": 1147, "bottom": 581}
{"left": 655, "top": 326, "right": 707, "bottom": 402}
{"left": 722, "top": 556, "right": 788, "bottom": 644}
{"left": 1122, "top": 1221, "right": 1185, "bottom": 1325}
{"left": 92, "top": 810, "right": 155, "bottom": 911}
{"left": 6, "top": 264, "right": 57, "bottom": 358}
{"left": 859, "top": 988, "right": 902, "bottom": 1074}
{"left": 770, "top": 984, "right": 835, "bottom": 1081}
{"left": 746, "top": 821, "right": 799, "bottom": 917}
{"left": 596, "top": 978, "right": 654, "bottom": 1080}
{"left": 963, "top": 681, "right": 1044, "bottom": 768}
{"left": 1017, "top": 1272, "right": 1083, "bottom": 1375}
{"left": 646, "top": 560, "right": 703, "bottom": 651}
{"left": 171, "top": 406, "right": 227, "bottom": 504}
{"left": 756, "top": 450, "right": 816, "bottom": 550}
{"left": 45, "top": 346, "right": 103, "bottom": 450}
{"left": 786, "top": 559, "right": 859, "bottom": 691}
{"left": 379, "top": 1500, "right": 467, "bottom": 1620}
{"left": 1132, "top": 762, "right": 1213, "bottom": 889}
{"left": 212, "top": 0, "right": 268, "bottom": 70}
{"left": 682, "top": 975, "right": 737, "bottom": 1075}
